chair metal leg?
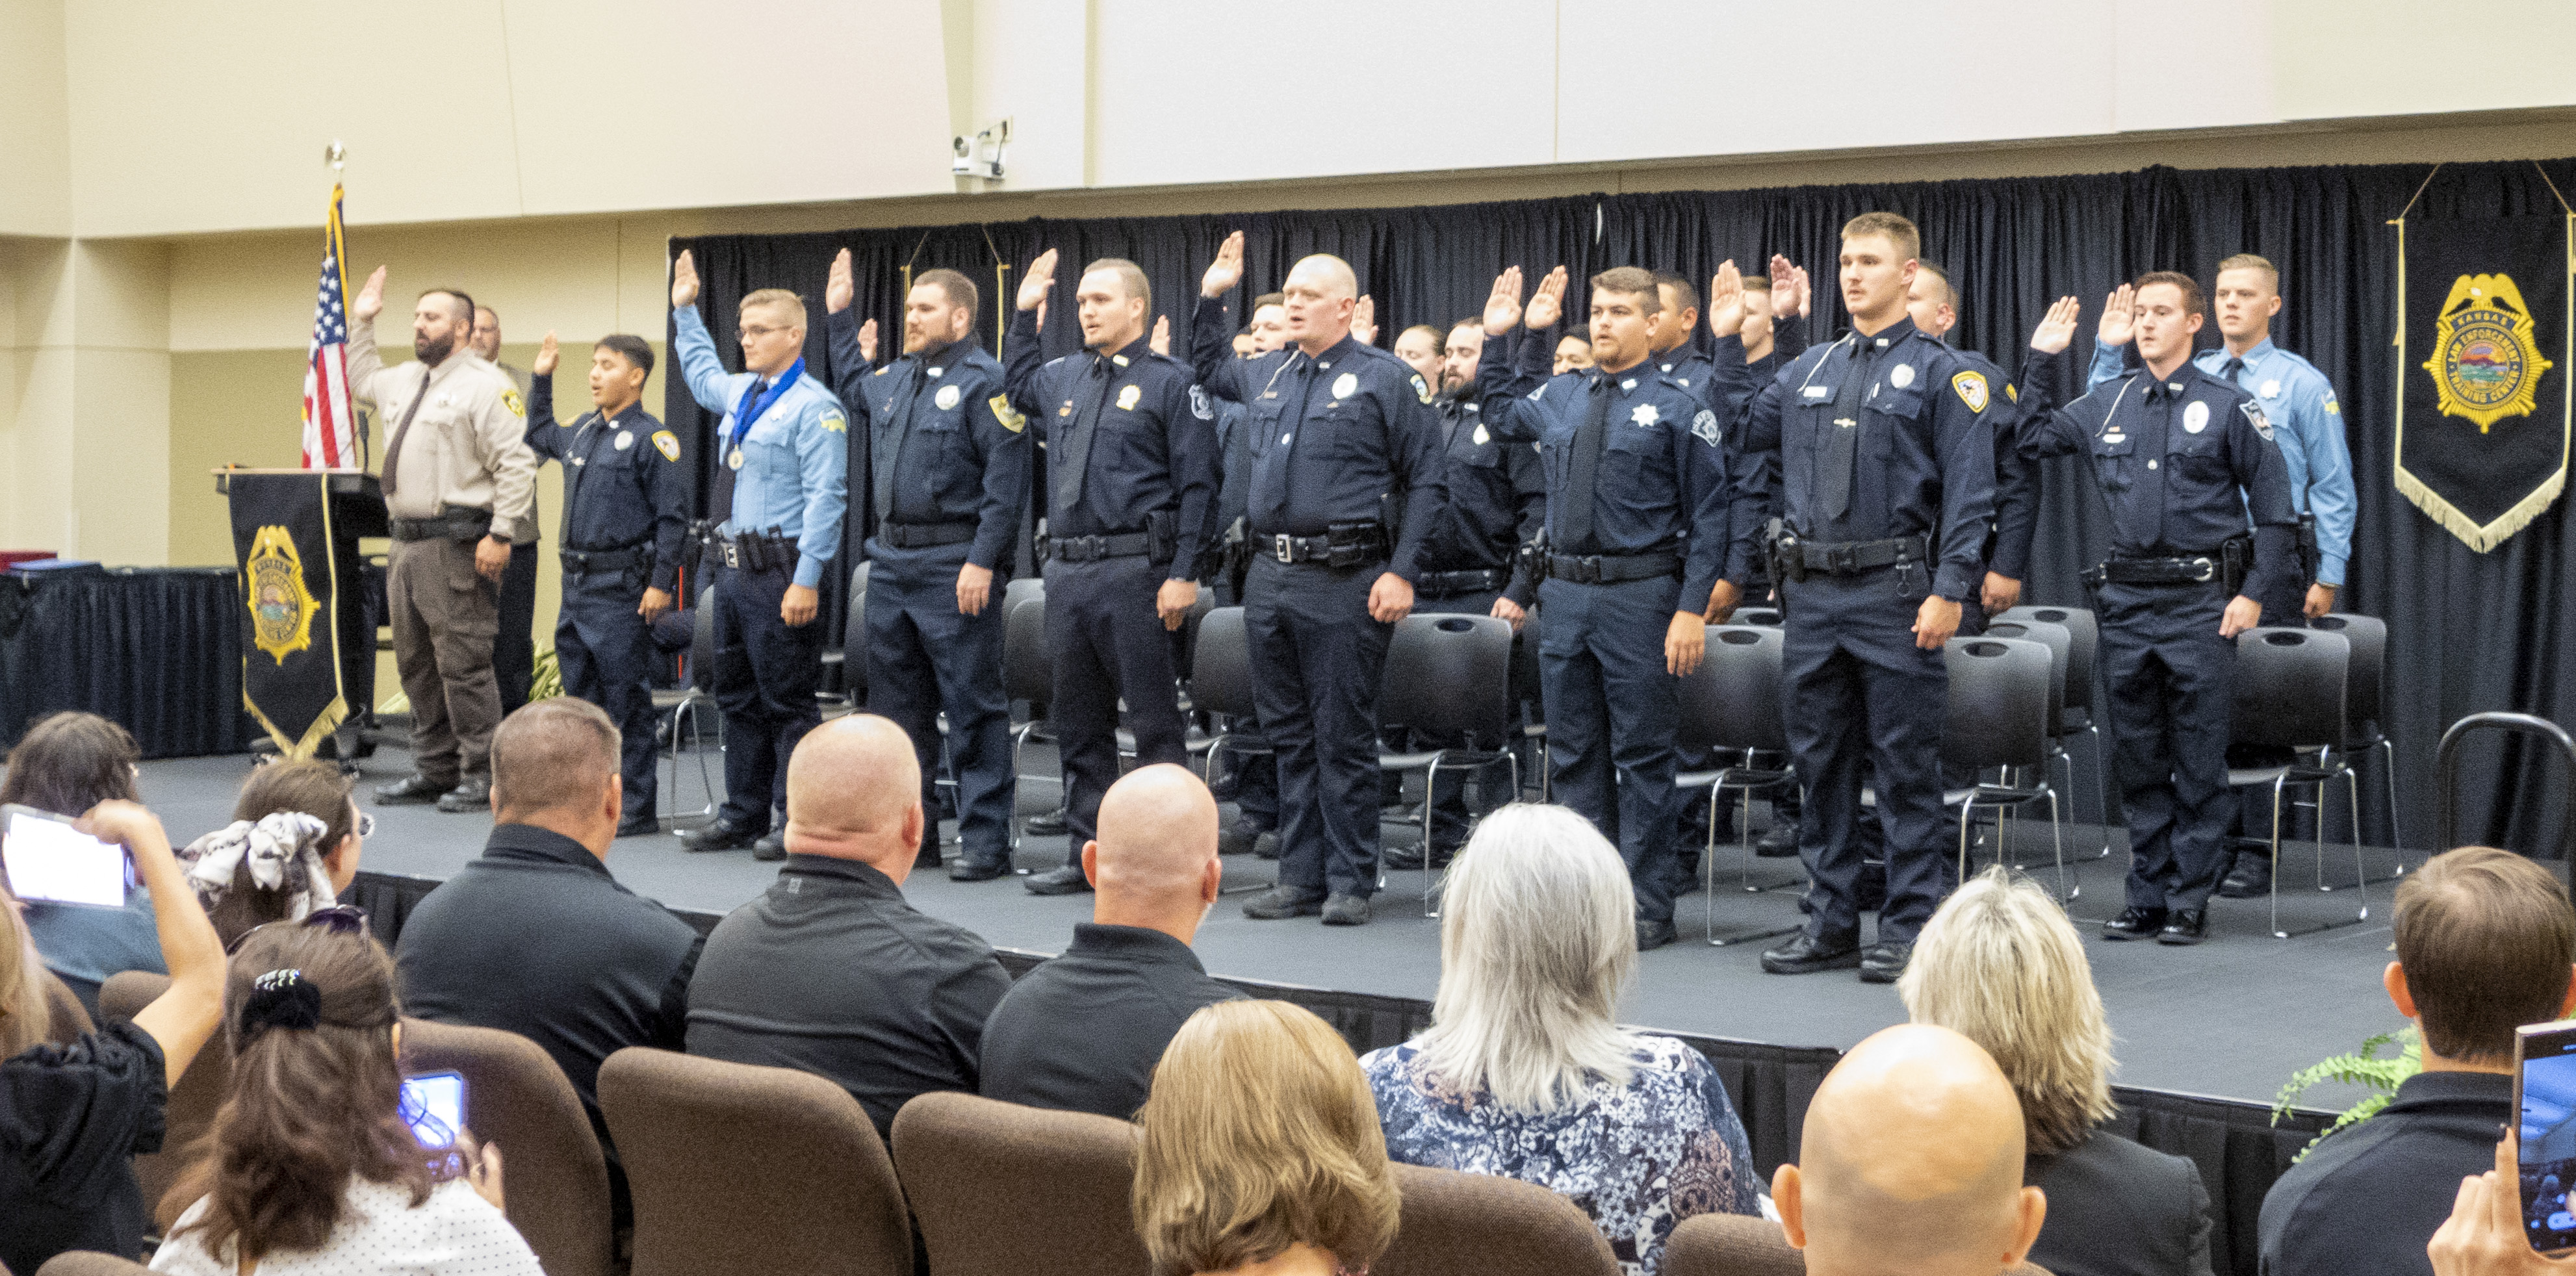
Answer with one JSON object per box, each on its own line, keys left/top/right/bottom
{"left": 2378, "top": 737, "right": 2408, "bottom": 871}
{"left": 1419, "top": 756, "right": 1442, "bottom": 918}
{"left": 2047, "top": 789, "right": 2069, "bottom": 902}
{"left": 2349, "top": 767, "right": 2370, "bottom": 922}
{"left": 2272, "top": 771, "right": 2370, "bottom": 938}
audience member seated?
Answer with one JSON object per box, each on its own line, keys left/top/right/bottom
{"left": 153, "top": 920, "right": 543, "bottom": 1275}
{"left": 1774, "top": 1024, "right": 2048, "bottom": 1276}
{"left": 686, "top": 713, "right": 1011, "bottom": 1134}
{"left": 981, "top": 763, "right": 1242, "bottom": 1118}
{"left": 1135, "top": 1000, "right": 1400, "bottom": 1276}
{"left": 3, "top": 713, "right": 168, "bottom": 1012}
{"left": 1898, "top": 866, "right": 2213, "bottom": 1276}
{"left": 178, "top": 759, "right": 368, "bottom": 946}
{"left": 1359, "top": 803, "right": 1760, "bottom": 1275}
{"left": 2260, "top": 845, "right": 2576, "bottom": 1276}
{"left": 1, "top": 800, "right": 224, "bottom": 1275}
{"left": 2428, "top": 1130, "right": 2571, "bottom": 1276}
{"left": 394, "top": 699, "right": 702, "bottom": 1225}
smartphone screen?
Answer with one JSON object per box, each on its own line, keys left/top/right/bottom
{"left": 0, "top": 804, "right": 129, "bottom": 908}
{"left": 2515, "top": 1023, "right": 2576, "bottom": 1253}
{"left": 398, "top": 1071, "right": 466, "bottom": 1151}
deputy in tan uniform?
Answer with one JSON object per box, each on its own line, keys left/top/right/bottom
{"left": 347, "top": 267, "right": 539, "bottom": 812}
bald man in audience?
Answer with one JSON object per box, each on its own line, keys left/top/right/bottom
{"left": 1775, "top": 1024, "right": 2048, "bottom": 1276}
{"left": 684, "top": 715, "right": 1012, "bottom": 1133}
{"left": 978, "top": 764, "right": 1244, "bottom": 1118}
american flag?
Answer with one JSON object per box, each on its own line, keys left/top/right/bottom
{"left": 300, "top": 184, "right": 355, "bottom": 468}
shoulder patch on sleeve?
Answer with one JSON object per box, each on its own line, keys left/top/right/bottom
{"left": 651, "top": 430, "right": 681, "bottom": 461}
{"left": 2239, "top": 400, "right": 2274, "bottom": 440}
{"left": 1691, "top": 409, "right": 1722, "bottom": 448}
{"left": 1189, "top": 385, "right": 1215, "bottom": 421}
{"left": 1411, "top": 372, "right": 1433, "bottom": 405}
{"left": 1950, "top": 370, "right": 1989, "bottom": 413}
{"left": 2323, "top": 394, "right": 2340, "bottom": 416}
{"left": 500, "top": 386, "right": 526, "bottom": 418}
{"left": 989, "top": 394, "right": 1027, "bottom": 433}
{"left": 818, "top": 409, "right": 848, "bottom": 435}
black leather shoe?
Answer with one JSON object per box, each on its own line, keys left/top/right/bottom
{"left": 616, "top": 815, "right": 660, "bottom": 839}
{"left": 1023, "top": 863, "right": 1090, "bottom": 893}
{"left": 681, "top": 820, "right": 764, "bottom": 853}
{"left": 435, "top": 778, "right": 492, "bottom": 813}
{"left": 751, "top": 831, "right": 787, "bottom": 861}
{"left": 1754, "top": 822, "right": 1801, "bottom": 858}
{"left": 1636, "top": 918, "right": 1678, "bottom": 951}
{"left": 1242, "top": 887, "right": 1326, "bottom": 920}
{"left": 2102, "top": 906, "right": 2168, "bottom": 941}
{"left": 949, "top": 858, "right": 1012, "bottom": 884}
{"left": 1320, "top": 893, "right": 1372, "bottom": 926}
{"left": 1382, "top": 841, "right": 1460, "bottom": 872}
{"left": 1859, "top": 941, "right": 1914, "bottom": 984}
{"left": 1253, "top": 831, "right": 1279, "bottom": 860}
{"left": 374, "top": 773, "right": 452, "bottom": 806}
{"left": 1022, "top": 807, "right": 1069, "bottom": 837}
{"left": 1761, "top": 933, "right": 1862, "bottom": 975}
{"left": 1218, "top": 821, "right": 1270, "bottom": 856}
{"left": 2158, "top": 908, "right": 2209, "bottom": 945}
{"left": 2217, "top": 850, "right": 2273, "bottom": 899}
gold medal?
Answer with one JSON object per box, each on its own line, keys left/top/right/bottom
{"left": 728, "top": 448, "right": 745, "bottom": 470}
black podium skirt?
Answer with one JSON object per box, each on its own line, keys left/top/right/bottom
{"left": 0, "top": 567, "right": 250, "bottom": 758}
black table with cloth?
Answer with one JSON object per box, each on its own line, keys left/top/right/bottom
{"left": 0, "top": 567, "right": 251, "bottom": 757}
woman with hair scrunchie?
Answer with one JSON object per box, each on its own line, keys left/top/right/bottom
{"left": 177, "top": 811, "right": 340, "bottom": 948}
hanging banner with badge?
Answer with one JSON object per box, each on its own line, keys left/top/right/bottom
{"left": 225, "top": 470, "right": 348, "bottom": 758}
{"left": 2393, "top": 209, "right": 2574, "bottom": 552}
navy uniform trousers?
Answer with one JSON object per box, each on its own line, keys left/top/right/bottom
{"left": 1244, "top": 555, "right": 1389, "bottom": 899}
{"left": 1781, "top": 569, "right": 1953, "bottom": 943}
{"left": 1047, "top": 554, "right": 1190, "bottom": 863}
{"left": 708, "top": 562, "right": 823, "bottom": 830}
{"left": 866, "top": 544, "right": 1016, "bottom": 867}
{"left": 1406, "top": 588, "right": 1506, "bottom": 849}
{"left": 2097, "top": 580, "right": 2237, "bottom": 911}
{"left": 554, "top": 564, "right": 660, "bottom": 824}
{"left": 1538, "top": 574, "right": 1685, "bottom": 925}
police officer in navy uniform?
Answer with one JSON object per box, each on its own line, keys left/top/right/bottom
{"left": 1906, "top": 262, "right": 2042, "bottom": 633}
{"left": 1706, "top": 213, "right": 1998, "bottom": 984}
{"left": 1475, "top": 264, "right": 1749, "bottom": 950}
{"left": 1001, "top": 249, "right": 1222, "bottom": 894}
{"left": 2016, "top": 274, "right": 2296, "bottom": 945}
{"left": 1189, "top": 231, "right": 1445, "bottom": 927}
{"left": 669, "top": 252, "right": 850, "bottom": 859}
{"left": 824, "top": 250, "right": 1032, "bottom": 878}
{"left": 524, "top": 330, "right": 689, "bottom": 837}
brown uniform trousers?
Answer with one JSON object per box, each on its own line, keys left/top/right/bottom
{"left": 387, "top": 535, "right": 502, "bottom": 783}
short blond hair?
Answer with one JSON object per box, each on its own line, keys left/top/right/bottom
{"left": 1841, "top": 211, "right": 1921, "bottom": 264}
{"left": 1133, "top": 1001, "right": 1399, "bottom": 1276}
{"left": 738, "top": 288, "right": 807, "bottom": 329}
{"left": 1897, "top": 867, "right": 2117, "bottom": 1156}
{"left": 2216, "top": 253, "right": 2281, "bottom": 292}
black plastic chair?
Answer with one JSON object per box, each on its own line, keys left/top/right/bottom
{"left": 1194, "top": 606, "right": 1274, "bottom": 792}
{"left": 1510, "top": 607, "right": 1547, "bottom": 802}
{"left": 2228, "top": 626, "right": 2364, "bottom": 938}
{"left": 1981, "top": 619, "right": 2078, "bottom": 899}
{"left": 1733, "top": 606, "right": 1783, "bottom": 627}
{"left": 836, "top": 560, "right": 871, "bottom": 711}
{"left": 1675, "top": 625, "right": 1804, "bottom": 946}
{"left": 2310, "top": 612, "right": 2402, "bottom": 864}
{"left": 652, "top": 585, "right": 723, "bottom": 824}
{"left": 1942, "top": 637, "right": 2066, "bottom": 898}
{"left": 1998, "top": 604, "right": 2111, "bottom": 860}
{"left": 1003, "top": 585, "right": 1054, "bottom": 849}
{"left": 1377, "top": 613, "right": 1520, "bottom": 915}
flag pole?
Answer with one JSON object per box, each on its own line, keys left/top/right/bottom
{"left": 326, "top": 141, "right": 361, "bottom": 472}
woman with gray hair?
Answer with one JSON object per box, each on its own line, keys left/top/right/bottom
{"left": 1898, "top": 866, "right": 2215, "bottom": 1276}
{"left": 1359, "top": 804, "right": 1759, "bottom": 1275}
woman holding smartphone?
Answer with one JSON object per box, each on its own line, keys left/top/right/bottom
{"left": 1, "top": 798, "right": 227, "bottom": 1274}
{"left": 151, "top": 921, "right": 539, "bottom": 1276}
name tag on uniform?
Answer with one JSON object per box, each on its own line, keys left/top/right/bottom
{"left": 1803, "top": 385, "right": 1830, "bottom": 400}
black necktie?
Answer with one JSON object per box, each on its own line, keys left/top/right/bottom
{"left": 379, "top": 364, "right": 434, "bottom": 498}
{"left": 875, "top": 368, "right": 928, "bottom": 522}
{"left": 1819, "top": 343, "right": 1876, "bottom": 522}
{"left": 712, "top": 378, "right": 767, "bottom": 526}
{"left": 1250, "top": 355, "right": 1309, "bottom": 532}
{"left": 2143, "top": 384, "right": 2177, "bottom": 549}
{"left": 2221, "top": 356, "right": 2246, "bottom": 383}
{"left": 1559, "top": 375, "right": 1614, "bottom": 554}
{"left": 1055, "top": 357, "right": 1116, "bottom": 521}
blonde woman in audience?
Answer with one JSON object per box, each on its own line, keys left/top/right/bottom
{"left": 1359, "top": 803, "right": 1759, "bottom": 1275}
{"left": 1134, "top": 999, "right": 1400, "bottom": 1276}
{"left": 1898, "top": 866, "right": 2214, "bottom": 1276}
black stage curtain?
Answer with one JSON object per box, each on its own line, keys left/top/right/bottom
{"left": 679, "top": 156, "right": 2576, "bottom": 853}
{"left": 0, "top": 567, "right": 251, "bottom": 758}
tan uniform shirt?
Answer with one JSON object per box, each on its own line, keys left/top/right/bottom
{"left": 347, "top": 322, "right": 537, "bottom": 535}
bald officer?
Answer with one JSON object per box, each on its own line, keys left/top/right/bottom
{"left": 348, "top": 268, "right": 538, "bottom": 814}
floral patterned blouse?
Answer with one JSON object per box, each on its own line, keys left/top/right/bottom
{"left": 1360, "top": 1034, "right": 1760, "bottom": 1275}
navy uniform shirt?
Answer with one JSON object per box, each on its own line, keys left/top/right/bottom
{"left": 1711, "top": 318, "right": 1998, "bottom": 602}
{"left": 827, "top": 309, "right": 1031, "bottom": 571}
{"left": 1418, "top": 394, "right": 1546, "bottom": 604}
{"left": 526, "top": 374, "right": 692, "bottom": 593}
{"left": 672, "top": 307, "right": 849, "bottom": 590}
{"left": 1951, "top": 348, "right": 2042, "bottom": 583}
{"left": 1475, "top": 326, "right": 1747, "bottom": 616}
{"left": 999, "top": 308, "right": 1222, "bottom": 581}
{"left": 2018, "top": 354, "right": 2297, "bottom": 602}
{"left": 1189, "top": 296, "right": 1446, "bottom": 580}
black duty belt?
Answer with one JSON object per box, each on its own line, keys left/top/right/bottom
{"left": 1414, "top": 567, "right": 1510, "bottom": 597}
{"left": 1792, "top": 535, "right": 1926, "bottom": 575}
{"left": 1261, "top": 528, "right": 1389, "bottom": 567}
{"left": 878, "top": 521, "right": 977, "bottom": 550}
{"left": 713, "top": 531, "right": 795, "bottom": 572}
{"left": 2098, "top": 555, "right": 2220, "bottom": 586}
{"left": 1546, "top": 551, "right": 1680, "bottom": 585}
{"left": 1048, "top": 531, "right": 1151, "bottom": 563}
{"left": 389, "top": 509, "right": 493, "bottom": 543}
{"left": 560, "top": 544, "right": 647, "bottom": 574}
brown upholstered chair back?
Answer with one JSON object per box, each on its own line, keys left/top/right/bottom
{"left": 42, "top": 971, "right": 92, "bottom": 1044}
{"left": 600, "top": 1047, "right": 912, "bottom": 1276}
{"left": 1376, "top": 1162, "right": 1621, "bottom": 1276}
{"left": 890, "top": 1090, "right": 1149, "bottom": 1276}
{"left": 34, "top": 1252, "right": 155, "bottom": 1275}
{"left": 98, "top": 971, "right": 225, "bottom": 1216}
{"left": 1664, "top": 1213, "right": 2052, "bottom": 1276}
{"left": 400, "top": 1017, "right": 613, "bottom": 1276}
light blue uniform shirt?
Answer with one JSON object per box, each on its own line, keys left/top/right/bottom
{"left": 2087, "top": 337, "right": 2355, "bottom": 586}
{"left": 674, "top": 305, "right": 851, "bottom": 589}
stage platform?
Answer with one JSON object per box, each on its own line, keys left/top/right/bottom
{"left": 135, "top": 739, "right": 2411, "bottom": 1114}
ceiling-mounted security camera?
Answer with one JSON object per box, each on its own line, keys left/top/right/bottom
{"left": 952, "top": 120, "right": 1009, "bottom": 184}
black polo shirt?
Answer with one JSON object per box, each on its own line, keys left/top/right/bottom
{"left": 685, "top": 854, "right": 1012, "bottom": 1134}
{"left": 2258, "top": 1069, "right": 2512, "bottom": 1276}
{"left": 979, "top": 923, "right": 1244, "bottom": 1119}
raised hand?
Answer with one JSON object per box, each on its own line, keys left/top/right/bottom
{"left": 1790, "top": 263, "right": 1812, "bottom": 320}
{"left": 532, "top": 331, "right": 559, "bottom": 377}
{"left": 1201, "top": 231, "right": 1245, "bottom": 299}
{"left": 1706, "top": 260, "right": 1745, "bottom": 338}
{"left": 352, "top": 266, "right": 387, "bottom": 323}
{"left": 826, "top": 248, "right": 855, "bottom": 314}
{"left": 1352, "top": 294, "right": 1377, "bottom": 346}
{"left": 1150, "top": 314, "right": 1172, "bottom": 356}
{"left": 1525, "top": 266, "right": 1569, "bottom": 330}
{"left": 1768, "top": 258, "right": 1798, "bottom": 319}
{"left": 2096, "top": 283, "right": 2135, "bottom": 348}
{"left": 671, "top": 250, "right": 700, "bottom": 309}
{"left": 856, "top": 318, "right": 879, "bottom": 364}
{"left": 2028, "top": 295, "right": 2083, "bottom": 355}
{"left": 1016, "top": 248, "right": 1056, "bottom": 313}
{"left": 1482, "top": 267, "right": 1526, "bottom": 335}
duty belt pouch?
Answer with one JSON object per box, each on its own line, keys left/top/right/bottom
{"left": 1146, "top": 510, "right": 1178, "bottom": 567}
{"left": 2079, "top": 563, "right": 2108, "bottom": 593}
{"left": 437, "top": 504, "right": 493, "bottom": 542}
{"left": 2220, "top": 534, "right": 2253, "bottom": 597}
{"left": 1767, "top": 519, "right": 1807, "bottom": 583}
{"left": 2295, "top": 513, "right": 2320, "bottom": 586}
{"left": 1325, "top": 521, "right": 1385, "bottom": 569}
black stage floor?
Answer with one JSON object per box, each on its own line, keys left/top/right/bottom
{"left": 135, "top": 740, "right": 2412, "bottom": 1112}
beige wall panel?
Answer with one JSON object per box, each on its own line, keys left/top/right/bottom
{"left": 968, "top": 0, "right": 1087, "bottom": 191}
{"left": 68, "top": 346, "right": 168, "bottom": 565}
{"left": 2274, "top": 0, "right": 2576, "bottom": 121}
{"left": 0, "top": 0, "right": 69, "bottom": 236}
